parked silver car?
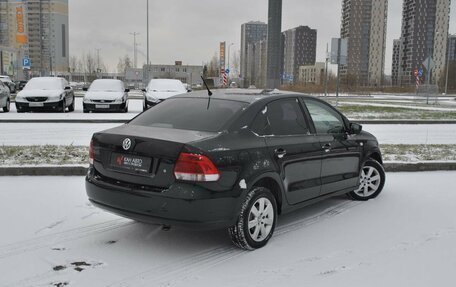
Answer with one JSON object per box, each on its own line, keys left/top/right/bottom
{"left": 142, "top": 79, "right": 187, "bottom": 111}
{"left": 83, "top": 79, "right": 129, "bottom": 113}
{"left": 15, "top": 77, "right": 75, "bottom": 113}
{"left": 0, "top": 75, "right": 16, "bottom": 93}
{"left": 0, "top": 80, "right": 11, "bottom": 112}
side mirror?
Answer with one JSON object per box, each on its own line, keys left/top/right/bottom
{"left": 349, "top": 123, "right": 363, "bottom": 135}
{"left": 125, "top": 89, "right": 130, "bottom": 93}
{"left": 83, "top": 87, "right": 88, "bottom": 92}
{"left": 64, "top": 86, "right": 72, "bottom": 90}
{"left": 141, "top": 89, "right": 147, "bottom": 93}
{"left": 187, "top": 89, "right": 192, "bottom": 93}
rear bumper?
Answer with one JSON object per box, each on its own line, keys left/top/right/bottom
{"left": 83, "top": 102, "right": 126, "bottom": 112}
{"left": 15, "top": 100, "right": 62, "bottom": 111}
{"left": 85, "top": 169, "right": 242, "bottom": 230}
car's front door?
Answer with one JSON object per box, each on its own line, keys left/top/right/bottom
{"left": 303, "top": 98, "right": 361, "bottom": 196}
{"left": 252, "top": 98, "right": 323, "bottom": 205}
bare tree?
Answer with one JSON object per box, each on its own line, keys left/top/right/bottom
{"left": 206, "top": 53, "right": 219, "bottom": 77}
{"left": 117, "top": 55, "right": 133, "bottom": 75}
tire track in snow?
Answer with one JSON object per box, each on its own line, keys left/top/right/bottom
{"left": 0, "top": 218, "right": 133, "bottom": 259}
{"left": 108, "top": 200, "right": 360, "bottom": 287}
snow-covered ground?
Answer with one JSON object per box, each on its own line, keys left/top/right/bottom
{"left": 1, "top": 123, "right": 456, "bottom": 146}
{"left": 0, "top": 172, "right": 455, "bottom": 286}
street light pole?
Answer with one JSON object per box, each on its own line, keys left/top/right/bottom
{"left": 445, "top": 34, "right": 452, "bottom": 96}
{"left": 227, "top": 43, "right": 234, "bottom": 73}
{"left": 130, "top": 32, "right": 140, "bottom": 68}
{"left": 96, "top": 48, "right": 101, "bottom": 77}
{"left": 146, "top": 0, "right": 149, "bottom": 67}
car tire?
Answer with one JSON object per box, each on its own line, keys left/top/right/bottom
{"left": 68, "top": 97, "right": 75, "bottom": 112}
{"left": 143, "top": 102, "right": 148, "bottom": 112}
{"left": 123, "top": 105, "right": 128, "bottom": 113}
{"left": 228, "top": 186, "right": 277, "bottom": 250}
{"left": 3, "top": 98, "right": 10, "bottom": 112}
{"left": 347, "top": 159, "right": 385, "bottom": 201}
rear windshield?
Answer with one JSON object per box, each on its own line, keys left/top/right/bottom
{"left": 130, "top": 98, "right": 248, "bottom": 132}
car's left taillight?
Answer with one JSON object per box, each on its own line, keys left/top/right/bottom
{"left": 174, "top": 152, "right": 220, "bottom": 182}
{"left": 89, "top": 140, "right": 94, "bottom": 165}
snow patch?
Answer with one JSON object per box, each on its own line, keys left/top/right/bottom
{"left": 239, "top": 179, "right": 247, "bottom": 190}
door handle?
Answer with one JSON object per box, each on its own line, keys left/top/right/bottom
{"left": 275, "top": 148, "right": 287, "bottom": 159}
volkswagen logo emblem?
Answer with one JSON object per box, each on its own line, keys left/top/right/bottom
{"left": 122, "top": 138, "right": 132, "bottom": 151}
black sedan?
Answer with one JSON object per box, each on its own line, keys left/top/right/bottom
{"left": 86, "top": 90, "right": 385, "bottom": 250}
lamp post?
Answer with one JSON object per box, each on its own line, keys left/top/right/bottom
{"left": 444, "top": 33, "right": 452, "bottom": 96}
{"left": 146, "top": 0, "right": 149, "bottom": 67}
{"left": 227, "top": 43, "right": 235, "bottom": 74}
{"left": 130, "top": 32, "right": 140, "bottom": 68}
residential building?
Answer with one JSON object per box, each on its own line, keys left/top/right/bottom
{"left": 282, "top": 26, "right": 317, "bottom": 84}
{"left": 143, "top": 62, "right": 204, "bottom": 86}
{"left": 298, "top": 62, "right": 325, "bottom": 85}
{"left": 448, "top": 35, "right": 456, "bottom": 62}
{"left": 266, "top": 0, "right": 283, "bottom": 89}
{"left": 253, "top": 39, "right": 267, "bottom": 88}
{"left": 392, "top": 39, "right": 400, "bottom": 86}
{"left": 0, "top": 0, "right": 69, "bottom": 78}
{"left": 240, "top": 21, "right": 267, "bottom": 86}
{"left": 340, "top": 0, "right": 388, "bottom": 87}
{"left": 398, "top": 0, "right": 451, "bottom": 86}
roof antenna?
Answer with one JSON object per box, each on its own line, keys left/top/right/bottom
{"left": 201, "top": 76, "right": 213, "bottom": 96}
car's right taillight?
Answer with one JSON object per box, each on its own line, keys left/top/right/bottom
{"left": 174, "top": 152, "right": 220, "bottom": 182}
{"left": 89, "top": 140, "right": 94, "bottom": 165}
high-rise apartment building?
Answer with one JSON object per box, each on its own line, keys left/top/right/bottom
{"left": 0, "top": 0, "right": 69, "bottom": 77}
{"left": 392, "top": 39, "right": 400, "bottom": 86}
{"left": 446, "top": 35, "right": 456, "bottom": 62}
{"left": 282, "top": 26, "right": 317, "bottom": 84}
{"left": 340, "top": 0, "right": 388, "bottom": 87}
{"left": 398, "top": 0, "right": 450, "bottom": 86}
{"left": 240, "top": 21, "right": 267, "bottom": 86}
{"left": 266, "top": 0, "right": 282, "bottom": 89}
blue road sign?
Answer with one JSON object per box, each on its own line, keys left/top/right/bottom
{"left": 23, "top": 58, "right": 31, "bottom": 69}
{"left": 418, "top": 68, "right": 423, "bottom": 77}
{"left": 225, "top": 68, "right": 230, "bottom": 74}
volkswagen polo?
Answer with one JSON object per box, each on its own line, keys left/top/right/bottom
{"left": 86, "top": 90, "right": 385, "bottom": 250}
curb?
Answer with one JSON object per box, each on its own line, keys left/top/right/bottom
{"left": 2, "top": 119, "right": 456, "bottom": 124}
{"left": 0, "top": 119, "right": 128, "bottom": 124}
{"left": 1, "top": 162, "right": 456, "bottom": 176}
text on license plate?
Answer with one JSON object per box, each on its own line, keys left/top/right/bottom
{"left": 96, "top": 104, "right": 110, "bottom": 109}
{"left": 29, "top": 102, "right": 44, "bottom": 107}
{"left": 110, "top": 153, "right": 152, "bottom": 173}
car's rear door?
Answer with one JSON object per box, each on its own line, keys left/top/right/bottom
{"left": 252, "top": 98, "right": 323, "bottom": 205}
{"left": 302, "top": 98, "right": 361, "bottom": 196}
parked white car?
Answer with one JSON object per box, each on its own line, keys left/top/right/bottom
{"left": 83, "top": 79, "right": 129, "bottom": 113}
{"left": 15, "top": 77, "right": 75, "bottom": 113}
{"left": 142, "top": 79, "right": 187, "bottom": 111}
{"left": 0, "top": 75, "right": 16, "bottom": 93}
{"left": 0, "top": 80, "right": 11, "bottom": 112}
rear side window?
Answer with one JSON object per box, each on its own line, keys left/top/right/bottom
{"left": 251, "top": 99, "right": 309, "bottom": 136}
{"left": 304, "top": 99, "right": 346, "bottom": 134}
{"left": 130, "top": 98, "right": 247, "bottom": 132}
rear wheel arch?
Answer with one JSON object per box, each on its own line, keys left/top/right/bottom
{"left": 368, "top": 151, "right": 383, "bottom": 165}
{"left": 251, "top": 175, "right": 284, "bottom": 214}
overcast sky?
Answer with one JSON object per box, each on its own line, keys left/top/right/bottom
{"left": 69, "top": 0, "right": 456, "bottom": 75}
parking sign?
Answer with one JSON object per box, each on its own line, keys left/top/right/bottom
{"left": 23, "top": 57, "right": 31, "bottom": 70}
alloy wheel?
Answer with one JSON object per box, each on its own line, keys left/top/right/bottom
{"left": 354, "top": 166, "right": 381, "bottom": 198}
{"left": 248, "top": 197, "right": 274, "bottom": 242}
